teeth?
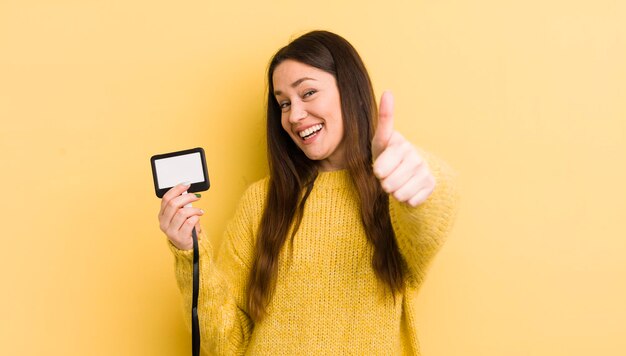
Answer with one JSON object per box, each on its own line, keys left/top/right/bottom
{"left": 299, "top": 124, "right": 323, "bottom": 138}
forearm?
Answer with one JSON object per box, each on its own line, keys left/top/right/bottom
{"left": 169, "top": 233, "right": 252, "bottom": 355}
{"left": 389, "top": 150, "right": 461, "bottom": 287}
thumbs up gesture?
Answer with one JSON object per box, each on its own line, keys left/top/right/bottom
{"left": 372, "top": 91, "right": 436, "bottom": 207}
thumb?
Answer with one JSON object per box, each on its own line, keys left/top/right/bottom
{"left": 372, "top": 91, "right": 394, "bottom": 158}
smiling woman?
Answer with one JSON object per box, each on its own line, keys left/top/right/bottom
{"left": 273, "top": 59, "right": 346, "bottom": 170}
{"left": 159, "top": 30, "right": 460, "bottom": 355}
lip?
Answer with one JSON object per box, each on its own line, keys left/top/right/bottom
{"left": 294, "top": 123, "right": 324, "bottom": 136}
{"left": 294, "top": 123, "right": 324, "bottom": 145}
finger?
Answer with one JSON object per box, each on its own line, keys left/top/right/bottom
{"left": 393, "top": 165, "right": 435, "bottom": 204}
{"left": 176, "top": 215, "right": 201, "bottom": 251}
{"left": 167, "top": 207, "right": 205, "bottom": 234}
{"left": 195, "top": 221, "right": 203, "bottom": 235}
{"left": 160, "top": 193, "right": 200, "bottom": 230}
{"left": 391, "top": 172, "right": 422, "bottom": 203}
{"left": 373, "top": 135, "right": 412, "bottom": 179}
{"left": 162, "top": 193, "right": 200, "bottom": 223}
{"left": 407, "top": 173, "right": 436, "bottom": 207}
{"left": 408, "top": 183, "right": 436, "bottom": 207}
{"left": 379, "top": 150, "right": 422, "bottom": 193}
{"left": 160, "top": 183, "right": 191, "bottom": 215}
{"left": 372, "top": 91, "right": 395, "bottom": 158}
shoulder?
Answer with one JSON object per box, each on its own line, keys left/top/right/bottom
{"left": 246, "top": 176, "right": 270, "bottom": 196}
{"left": 241, "top": 176, "right": 269, "bottom": 205}
{"left": 220, "top": 177, "right": 269, "bottom": 257}
{"left": 234, "top": 176, "right": 269, "bottom": 221}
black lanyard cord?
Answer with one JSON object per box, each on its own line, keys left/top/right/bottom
{"left": 192, "top": 226, "right": 200, "bottom": 356}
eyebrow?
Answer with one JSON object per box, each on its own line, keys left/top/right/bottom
{"left": 274, "top": 77, "right": 316, "bottom": 96}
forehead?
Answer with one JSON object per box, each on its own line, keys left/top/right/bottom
{"left": 272, "top": 60, "right": 333, "bottom": 92}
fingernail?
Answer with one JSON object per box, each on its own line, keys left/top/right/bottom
{"left": 194, "top": 193, "right": 201, "bottom": 198}
{"left": 181, "top": 181, "right": 191, "bottom": 187}
{"left": 200, "top": 209, "right": 205, "bottom": 214}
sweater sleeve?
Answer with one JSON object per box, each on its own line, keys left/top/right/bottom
{"left": 389, "top": 149, "right": 461, "bottom": 288}
{"left": 168, "top": 180, "right": 265, "bottom": 355}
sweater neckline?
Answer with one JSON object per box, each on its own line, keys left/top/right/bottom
{"left": 314, "top": 169, "right": 352, "bottom": 187}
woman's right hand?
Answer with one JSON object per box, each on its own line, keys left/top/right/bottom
{"left": 158, "top": 183, "right": 204, "bottom": 251}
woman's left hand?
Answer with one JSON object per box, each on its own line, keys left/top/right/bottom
{"left": 371, "top": 91, "right": 436, "bottom": 207}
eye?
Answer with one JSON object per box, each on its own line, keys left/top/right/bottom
{"left": 279, "top": 101, "right": 290, "bottom": 111}
{"left": 303, "top": 90, "right": 317, "bottom": 98}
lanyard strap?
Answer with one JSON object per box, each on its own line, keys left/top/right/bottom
{"left": 191, "top": 227, "right": 200, "bottom": 356}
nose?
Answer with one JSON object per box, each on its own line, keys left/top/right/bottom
{"left": 288, "top": 101, "right": 308, "bottom": 123}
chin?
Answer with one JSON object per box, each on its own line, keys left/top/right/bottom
{"left": 301, "top": 149, "right": 327, "bottom": 162}
{"left": 304, "top": 153, "right": 324, "bottom": 161}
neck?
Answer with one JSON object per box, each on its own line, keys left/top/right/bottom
{"left": 318, "top": 147, "right": 347, "bottom": 172}
{"left": 318, "top": 162, "right": 347, "bottom": 172}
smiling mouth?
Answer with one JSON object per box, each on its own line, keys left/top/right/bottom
{"left": 298, "top": 124, "right": 323, "bottom": 141}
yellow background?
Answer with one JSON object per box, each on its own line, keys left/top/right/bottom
{"left": 1, "top": 0, "right": 624, "bottom": 355}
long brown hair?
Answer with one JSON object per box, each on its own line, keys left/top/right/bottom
{"left": 247, "top": 30, "right": 406, "bottom": 322}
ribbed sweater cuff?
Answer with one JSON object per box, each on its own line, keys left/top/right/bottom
{"left": 167, "top": 230, "right": 211, "bottom": 262}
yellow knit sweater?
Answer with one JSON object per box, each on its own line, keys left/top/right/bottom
{"left": 169, "top": 150, "right": 460, "bottom": 355}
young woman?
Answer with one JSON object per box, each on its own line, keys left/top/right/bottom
{"left": 158, "top": 30, "right": 459, "bottom": 355}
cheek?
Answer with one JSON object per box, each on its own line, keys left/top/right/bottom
{"left": 336, "top": 120, "right": 345, "bottom": 143}
{"left": 328, "top": 98, "right": 344, "bottom": 138}
{"left": 329, "top": 114, "right": 344, "bottom": 139}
